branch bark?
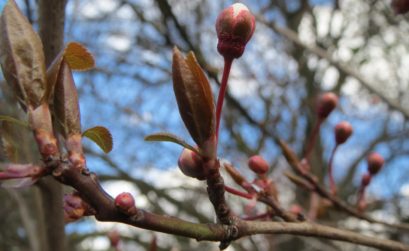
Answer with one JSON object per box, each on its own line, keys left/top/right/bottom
{"left": 51, "top": 159, "right": 409, "bottom": 251}
{"left": 37, "top": 0, "right": 68, "bottom": 250}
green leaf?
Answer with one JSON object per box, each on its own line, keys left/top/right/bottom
{"left": 82, "top": 126, "right": 113, "bottom": 153}
{"left": 144, "top": 132, "right": 200, "bottom": 155}
{"left": 0, "top": 115, "right": 28, "bottom": 128}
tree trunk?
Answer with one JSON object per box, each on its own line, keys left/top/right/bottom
{"left": 37, "top": 0, "right": 68, "bottom": 250}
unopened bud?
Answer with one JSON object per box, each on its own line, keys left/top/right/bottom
{"left": 178, "top": 148, "right": 206, "bottom": 180}
{"left": 361, "top": 173, "right": 371, "bottom": 187}
{"left": 107, "top": 229, "right": 121, "bottom": 248}
{"left": 334, "top": 121, "right": 353, "bottom": 145}
{"left": 115, "top": 192, "right": 137, "bottom": 215}
{"left": 316, "top": 92, "right": 338, "bottom": 120}
{"left": 216, "top": 3, "right": 255, "bottom": 59}
{"left": 63, "top": 193, "right": 93, "bottom": 222}
{"left": 248, "top": 155, "right": 269, "bottom": 175}
{"left": 367, "top": 152, "right": 384, "bottom": 175}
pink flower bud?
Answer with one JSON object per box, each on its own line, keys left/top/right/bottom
{"left": 367, "top": 152, "right": 384, "bottom": 175}
{"left": 216, "top": 3, "right": 255, "bottom": 59}
{"left": 316, "top": 92, "right": 338, "bottom": 120}
{"left": 334, "top": 121, "right": 353, "bottom": 145}
{"left": 115, "top": 192, "right": 137, "bottom": 214}
{"left": 178, "top": 148, "right": 206, "bottom": 180}
{"left": 248, "top": 155, "right": 269, "bottom": 175}
{"left": 361, "top": 173, "right": 371, "bottom": 187}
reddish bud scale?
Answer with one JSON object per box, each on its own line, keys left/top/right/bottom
{"left": 66, "top": 134, "right": 86, "bottom": 171}
{"left": 63, "top": 194, "right": 88, "bottom": 222}
{"left": 316, "top": 92, "right": 338, "bottom": 120}
{"left": 178, "top": 148, "right": 206, "bottom": 180}
{"left": 216, "top": 3, "right": 255, "bottom": 59}
{"left": 334, "top": 121, "right": 353, "bottom": 145}
{"left": 248, "top": 155, "right": 269, "bottom": 175}
{"left": 367, "top": 152, "right": 384, "bottom": 175}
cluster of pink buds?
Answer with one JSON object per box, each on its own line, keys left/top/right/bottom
{"left": 357, "top": 153, "right": 385, "bottom": 211}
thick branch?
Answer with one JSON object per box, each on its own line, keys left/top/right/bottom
{"left": 37, "top": 1, "right": 68, "bottom": 250}
{"left": 51, "top": 161, "right": 409, "bottom": 251}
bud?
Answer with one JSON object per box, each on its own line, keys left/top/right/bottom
{"left": 248, "top": 155, "right": 269, "bottom": 175}
{"left": 115, "top": 192, "right": 137, "bottom": 215}
{"left": 334, "top": 121, "right": 353, "bottom": 145}
{"left": 216, "top": 3, "right": 255, "bottom": 59}
{"left": 63, "top": 193, "right": 93, "bottom": 222}
{"left": 392, "top": 0, "right": 409, "bottom": 14}
{"left": 361, "top": 173, "right": 371, "bottom": 187}
{"left": 367, "top": 152, "right": 384, "bottom": 175}
{"left": 178, "top": 148, "right": 206, "bottom": 180}
{"left": 107, "top": 230, "right": 121, "bottom": 248}
{"left": 316, "top": 92, "right": 338, "bottom": 120}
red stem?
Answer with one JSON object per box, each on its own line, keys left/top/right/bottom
{"left": 224, "top": 185, "right": 254, "bottom": 199}
{"left": 328, "top": 145, "right": 338, "bottom": 195}
{"left": 215, "top": 58, "right": 233, "bottom": 142}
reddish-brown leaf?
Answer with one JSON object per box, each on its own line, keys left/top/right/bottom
{"left": 0, "top": 0, "right": 46, "bottom": 109}
{"left": 53, "top": 60, "right": 81, "bottom": 137}
{"left": 172, "top": 47, "right": 215, "bottom": 148}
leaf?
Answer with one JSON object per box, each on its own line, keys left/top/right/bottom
{"left": 44, "top": 42, "right": 94, "bottom": 102}
{"left": 53, "top": 60, "right": 81, "bottom": 137}
{"left": 82, "top": 126, "right": 113, "bottom": 153}
{"left": 172, "top": 47, "right": 215, "bottom": 148}
{"left": 0, "top": 115, "right": 28, "bottom": 128}
{"left": 63, "top": 42, "right": 95, "bottom": 71}
{"left": 144, "top": 132, "right": 200, "bottom": 155}
{"left": 0, "top": 0, "right": 46, "bottom": 109}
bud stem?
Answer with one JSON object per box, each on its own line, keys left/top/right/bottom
{"left": 216, "top": 58, "right": 233, "bottom": 142}
{"left": 328, "top": 145, "right": 338, "bottom": 195}
{"left": 224, "top": 184, "right": 254, "bottom": 199}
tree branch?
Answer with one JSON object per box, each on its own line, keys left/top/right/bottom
{"left": 257, "top": 16, "right": 409, "bottom": 119}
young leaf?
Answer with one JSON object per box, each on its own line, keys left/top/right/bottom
{"left": 0, "top": 115, "right": 29, "bottom": 128}
{"left": 172, "top": 47, "right": 215, "bottom": 148}
{"left": 144, "top": 132, "right": 200, "bottom": 155}
{"left": 53, "top": 60, "right": 81, "bottom": 137}
{"left": 44, "top": 42, "right": 95, "bottom": 102}
{"left": 63, "top": 42, "right": 95, "bottom": 71}
{"left": 82, "top": 126, "right": 113, "bottom": 153}
{"left": 0, "top": 0, "right": 46, "bottom": 109}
